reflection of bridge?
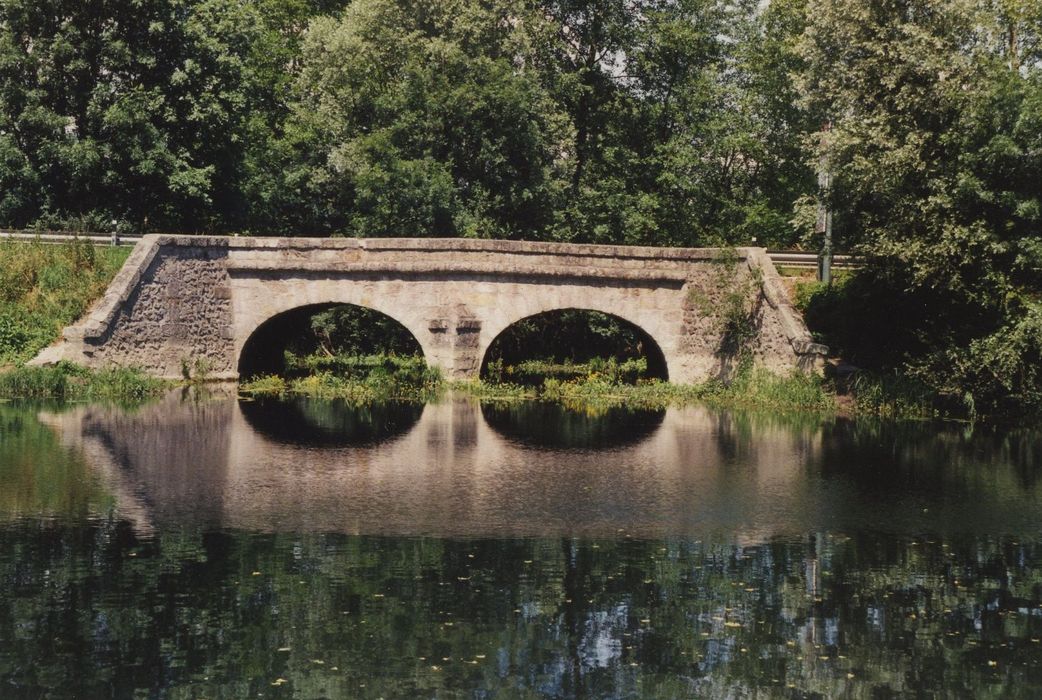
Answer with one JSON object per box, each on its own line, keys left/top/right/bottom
{"left": 33, "top": 236, "right": 825, "bottom": 382}
{"left": 40, "top": 392, "right": 821, "bottom": 539}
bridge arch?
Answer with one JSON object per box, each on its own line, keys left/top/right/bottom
{"left": 236, "top": 301, "right": 429, "bottom": 378}
{"left": 478, "top": 307, "right": 671, "bottom": 381}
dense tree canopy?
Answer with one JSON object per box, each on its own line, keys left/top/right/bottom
{"left": 799, "top": 0, "right": 1042, "bottom": 414}
{"left": 0, "top": 0, "right": 813, "bottom": 244}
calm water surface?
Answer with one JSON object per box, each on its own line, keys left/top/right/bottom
{"left": 1, "top": 391, "right": 1041, "bottom": 698}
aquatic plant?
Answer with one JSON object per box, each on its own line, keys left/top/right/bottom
{"left": 0, "top": 362, "right": 167, "bottom": 402}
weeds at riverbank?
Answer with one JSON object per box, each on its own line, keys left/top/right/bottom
{"left": 483, "top": 357, "right": 649, "bottom": 385}
{"left": 845, "top": 372, "right": 949, "bottom": 421}
{"left": 240, "top": 354, "right": 442, "bottom": 402}
{"left": 455, "top": 365, "right": 836, "bottom": 413}
{"left": 0, "top": 363, "right": 167, "bottom": 402}
{"left": 0, "top": 239, "right": 131, "bottom": 364}
{"left": 242, "top": 350, "right": 843, "bottom": 415}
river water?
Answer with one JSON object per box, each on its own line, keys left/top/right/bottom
{"left": 1, "top": 391, "right": 1041, "bottom": 697}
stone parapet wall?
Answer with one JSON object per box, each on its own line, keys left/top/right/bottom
{"left": 32, "top": 235, "right": 827, "bottom": 381}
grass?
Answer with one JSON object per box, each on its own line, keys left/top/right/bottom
{"left": 483, "top": 356, "right": 648, "bottom": 385}
{"left": 456, "top": 365, "right": 837, "bottom": 414}
{"left": 0, "top": 239, "right": 166, "bottom": 405}
{"left": 241, "top": 353, "right": 442, "bottom": 402}
{"left": 244, "top": 351, "right": 887, "bottom": 418}
{"left": 0, "top": 238, "right": 131, "bottom": 365}
{"left": 846, "top": 372, "right": 945, "bottom": 420}
{"left": 0, "top": 362, "right": 168, "bottom": 403}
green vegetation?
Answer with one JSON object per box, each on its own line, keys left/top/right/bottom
{"left": 0, "top": 0, "right": 811, "bottom": 247}
{"left": 0, "top": 239, "right": 130, "bottom": 365}
{"left": 462, "top": 364, "right": 835, "bottom": 414}
{"left": 240, "top": 354, "right": 442, "bottom": 402}
{"left": 482, "top": 310, "right": 663, "bottom": 379}
{"left": 1, "top": 1, "right": 1039, "bottom": 417}
{"left": 484, "top": 357, "right": 649, "bottom": 386}
{"left": 794, "top": 0, "right": 1042, "bottom": 420}
{"left": 0, "top": 362, "right": 167, "bottom": 403}
{"left": 0, "top": 239, "right": 165, "bottom": 404}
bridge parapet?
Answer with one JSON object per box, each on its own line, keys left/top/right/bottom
{"left": 32, "top": 235, "right": 827, "bottom": 382}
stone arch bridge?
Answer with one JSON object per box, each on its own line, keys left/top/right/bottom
{"left": 33, "top": 236, "right": 827, "bottom": 382}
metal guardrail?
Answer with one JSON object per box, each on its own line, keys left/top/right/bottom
{"left": 767, "top": 251, "right": 857, "bottom": 269}
{"left": 0, "top": 230, "right": 857, "bottom": 268}
{"left": 0, "top": 230, "right": 143, "bottom": 246}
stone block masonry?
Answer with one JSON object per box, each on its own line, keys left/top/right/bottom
{"left": 32, "top": 236, "right": 828, "bottom": 382}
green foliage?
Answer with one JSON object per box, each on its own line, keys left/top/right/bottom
{"left": 848, "top": 372, "right": 942, "bottom": 421}
{"left": 501, "top": 357, "right": 649, "bottom": 386}
{"left": 463, "top": 363, "right": 835, "bottom": 414}
{"left": 308, "top": 305, "right": 419, "bottom": 357}
{"left": 483, "top": 309, "right": 658, "bottom": 373}
{"left": 797, "top": 0, "right": 1042, "bottom": 418}
{"left": 0, "top": 362, "right": 167, "bottom": 402}
{"left": 238, "top": 374, "right": 288, "bottom": 396}
{"left": 0, "top": 0, "right": 810, "bottom": 244}
{"left": 0, "top": 239, "right": 130, "bottom": 364}
{"left": 242, "top": 352, "right": 442, "bottom": 401}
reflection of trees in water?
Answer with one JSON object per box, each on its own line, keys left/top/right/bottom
{"left": 480, "top": 401, "right": 664, "bottom": 450}
{"left": 1, "top": 524, "right": 1042, "bottom": 697}
{"left": 239, "top": 396, "right": 423, "bottom": 447}
{"left": 0, "top": 402, "right": 114, "bottom": 519}
{"left": 815, "top": 419, "right": 1042, "bottom": 493}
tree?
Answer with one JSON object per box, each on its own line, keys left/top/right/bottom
{"left": 799, "top": 0, "right": 1042, "bottom": 415}
{"left": 281, "top": 0, "right": 570, "bottom": 237}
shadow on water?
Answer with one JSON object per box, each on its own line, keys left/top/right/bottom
{"left": 480, "top": 401, "right": 665, "bottom": 450}
{"left": 238, "top": 396, "right": 424, "bottom": 447}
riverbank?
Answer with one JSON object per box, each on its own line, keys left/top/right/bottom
{"left": 1, "top": 354, "right": 962, "bottom": 420}
{"left": 0, "top": 362, "right": 168, "bottom": 403}
{"left": 0, "top": 241, "right": 983, "bottom": 420}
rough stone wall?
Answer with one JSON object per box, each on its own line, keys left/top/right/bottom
{"left": 34, "top": 236, "right": 826, "bottom": 381}
{"left": 44, "top": 241, "right": 236, "bottom": 377}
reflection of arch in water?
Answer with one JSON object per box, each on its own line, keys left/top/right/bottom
{"left": 237, "top": 302, "right": 425, "bottom": 378}
{"left": 239, "top": 396, "right": 424, "bottom": 448}
{"left": 480, "top": 401, "right": 665, "bottom": 450}
{"left": 479, "top": 308, "right": 670, "bottom": 381}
